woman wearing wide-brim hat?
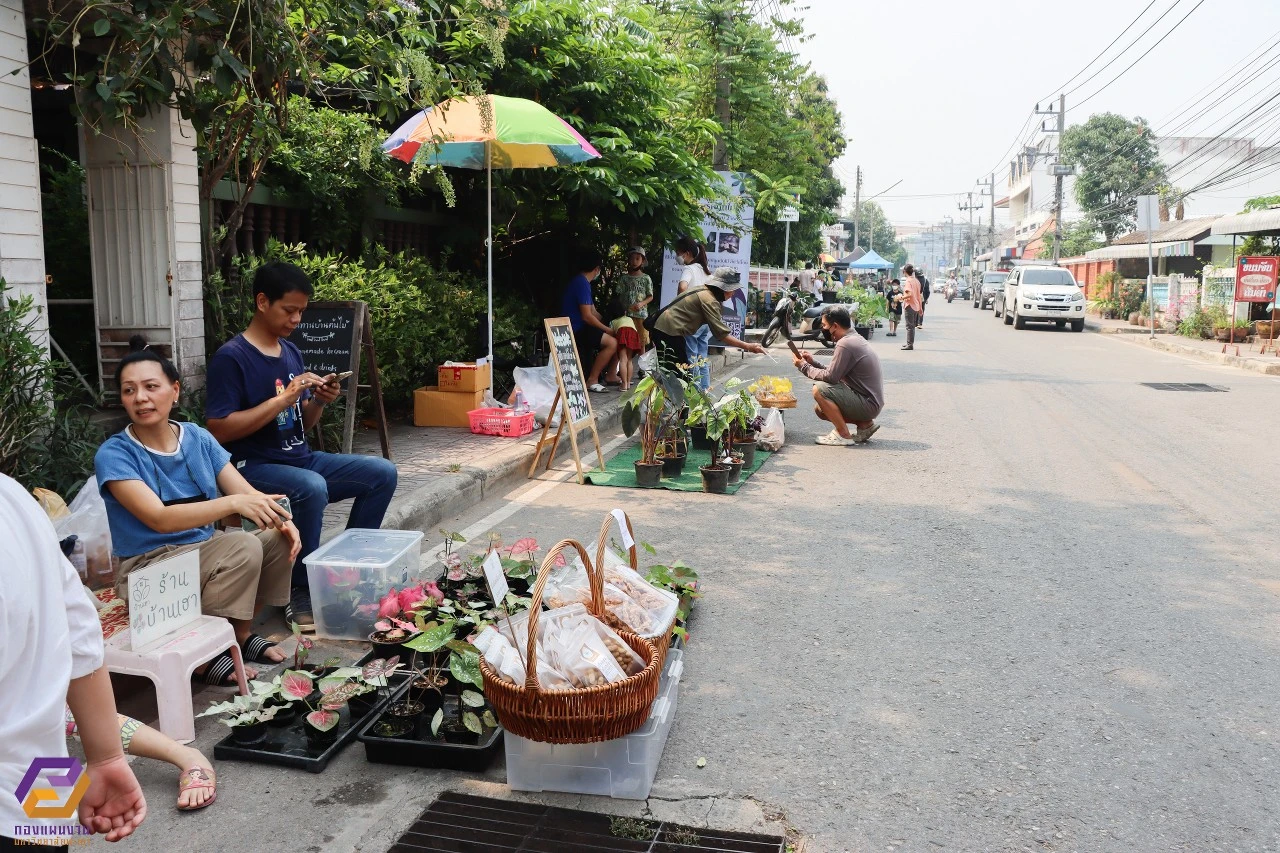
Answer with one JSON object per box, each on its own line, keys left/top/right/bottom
{"left": 649, "top": 267, "right": 765, "bottom": 366}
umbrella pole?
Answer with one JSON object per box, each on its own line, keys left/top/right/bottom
{"left": 487, "top": 141, "right": 494, "bottom": 384}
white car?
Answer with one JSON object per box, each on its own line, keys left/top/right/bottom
{"left": 993, "top": 265, "right": 1086, "bottom": 332}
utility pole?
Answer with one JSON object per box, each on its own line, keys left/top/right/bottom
{"left": 959, "top": 191, "right": 980, "bottom": 268}
{"left": 852, "top": 166, "right": 862, "bottom": 251}
{"left": 1037, "top": 95, "right": 1067, "bottom": 263}
{"left": 985, "top": 173, "right": 996, "bottom": 252}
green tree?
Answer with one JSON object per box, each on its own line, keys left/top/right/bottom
{"left": 1037, "top": 220, "right": 1102, "bottom": 260}
{"left": 1239, "top": 195, "right": 1280, "bottom": 256}
{"left": 848, "top": 201, "right": 906, "bottom": 268}
{"left": 1060, "top": 113, "right": 1166, "bottom": 240}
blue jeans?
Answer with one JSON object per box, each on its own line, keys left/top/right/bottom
{"left": 237, "top": 452, "right": 398, "bottom": 587}
{"left": 684, "top": 325, "right": 711, "bottom": 391}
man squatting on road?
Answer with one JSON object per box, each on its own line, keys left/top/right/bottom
{"left": 792, "top": 305, "right": 884, "bottom": 447}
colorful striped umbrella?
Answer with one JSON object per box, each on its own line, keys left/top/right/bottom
{"left": 382, "top": 95, "right": 601, "bottom": 374}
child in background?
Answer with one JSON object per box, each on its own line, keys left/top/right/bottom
{"left": 610, "top": 315, "right": 642, "bottom": 390}
{"left": 617, "top": 246, "right": 655, "bottom": 354}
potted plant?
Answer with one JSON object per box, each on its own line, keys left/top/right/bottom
{"left": 197, "top": 690, "right": 282, "bottom": 745}
{"left": 853, "top": 288, "right": 889, "bottom": 339}
{"left": 686, "top": 389, "right": 731, "bottom": 493}
{"left": 622, "top": 361, "right": 694, "bottom": 486}
{"left": 657, "top": 428, "right": 688, "bottom": 478}
{"left": 717, "top": 379, "right": 760, "bottom": 481}
{"left": 276, "top": 668, "right": 366, "bottom": 748}
{"left": 369, "top": 581, "right": 444, "bottom": 656}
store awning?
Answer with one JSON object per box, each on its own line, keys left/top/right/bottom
{"left": 1084, "top": 240, "right": 1196, "bottom": 260}
{"left": 1210, "top": 208, "right": 1280, "bottom": 237}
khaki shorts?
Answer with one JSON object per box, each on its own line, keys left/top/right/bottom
{"left": 816, "top": 382, "right": 879, "bottom": 424}
{"left": 116, "top": 528, "right": 293, "bottom": 622}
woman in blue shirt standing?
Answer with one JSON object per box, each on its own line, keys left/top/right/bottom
{"left": 95, "top": 339, "right": 300, "bottom": 685}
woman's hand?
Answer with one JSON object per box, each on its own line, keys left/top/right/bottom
{"left": 79, "top": 754, "right": 147, "bottom": 841}
{"left": 280, "top": 520, "right": 302, "bottom": 562}
{"left": 229, "top": 493, "right": 291, "bottom": 530}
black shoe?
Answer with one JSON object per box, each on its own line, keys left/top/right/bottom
{"left": 901, "top": 345, "right": 914, "bottom": 350}
{"left": 886, "top": 332, "right": 896, "bottom": 337}
{"left": 285, "top": 586, "right": 315, "bottom": 632}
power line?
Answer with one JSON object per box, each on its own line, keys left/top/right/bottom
{"left": 1072, "top": 0, "right": 1207, "bottom": 109}
{"left": 1059, "top": 0, "right": 1184, "bottom": 100}
{"left": 1038, "top": 0, "right": 1161, "bottom": 103}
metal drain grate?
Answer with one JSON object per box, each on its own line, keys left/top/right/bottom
{"left": 387, "top": 792, "right": 786, "bottom": 853}
{"left": 814, "top": 348, "right": 835, "bottom": 357}
{"left": 1140, "top": 382, "right": 1228, "bottom": 392}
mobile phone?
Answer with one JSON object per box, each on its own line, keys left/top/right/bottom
{"left": 241, "top": 496, "right": 292, "bottom": 532}
{"left": 327, "top": 370, "right": 354, "bottom": 385}
{"left": 786, "top": 340, "right": 801, "bottom": 357}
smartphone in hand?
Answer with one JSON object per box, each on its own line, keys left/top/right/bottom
{"left": 327, "top": 370, "right": 355, "bottom": 385}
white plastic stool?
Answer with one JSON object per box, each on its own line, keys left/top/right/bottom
{"left": 102, "top": 615, "right": 249, "bottom": 744}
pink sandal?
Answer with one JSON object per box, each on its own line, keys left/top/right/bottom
{"left": 177, "top": 766, "right": 217, "bottom": 811}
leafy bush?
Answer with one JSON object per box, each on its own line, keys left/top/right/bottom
{"left": 222, "top": 244, "right": 537, "bottom": 410}
{"left": 1177, "top": 306, "right": 1225, "bottom": 339}
{"left": 0, "top": 280, "right": 105, "bottom": 495}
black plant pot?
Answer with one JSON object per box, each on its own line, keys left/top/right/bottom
{"left": 822, "top": 289, "right": 839, "bottom": 303}
{"left": 320, "top": 603, "right": 353, "bottom": 633}
{"left": 854, "top": 325, "right": 872, "bottom": 341}
{"left": 229, "top": 722, "right": 268, "bottom": 745}
{"left": 369, "top": 631, "right": 419, "bottom": 661}
{"left": 727, "top": 459, "right": 744, "bottom": 484}
{"left": 407, "top": 675, "right": 448, "bottom": 714}
{"left": 661, "top": 453, "right": 687, "bottom": 478}
{"left": 305, "top": 724, "right": 340, "bottom": 749}
{"left": 690, "top": 425, "right": 715, "bottom": 451}
{"left": 733, "top": 441, "right": 757, "bottom": 469}
{"left": 386, "top": 699, "right": 425, "bottom": 738}
{"left": 265, "top": 699, "right": 299, "bottom": 728}
{"left": 700, "top": 465, "right": 729, "bottom": 494}
{"left": 348, "top": 693, "right": 379, "bottom": 720}
{"left": 634, "top": 460, "right": 664, "bottom": 487}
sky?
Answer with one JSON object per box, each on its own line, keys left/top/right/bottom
{"left": 792, "top": 0, "right": 1280, "bottom": 230}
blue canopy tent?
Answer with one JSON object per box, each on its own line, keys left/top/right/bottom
{"left": 846, "top": 249, "right": 894, "bottom": 270}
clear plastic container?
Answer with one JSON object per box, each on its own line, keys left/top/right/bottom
{"left": 503, "top": 649, "right": 684, "bottom": 799}
{"left": 303, "top": 529, "right": 424, "bottom": 640}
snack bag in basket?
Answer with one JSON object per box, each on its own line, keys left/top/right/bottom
{"left": 542, "top": 618, "right": 628, "bottom": 688}
{"left": 598, "top": 549, "right": 679, "bottom": 638}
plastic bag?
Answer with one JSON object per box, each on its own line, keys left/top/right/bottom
{"left": 513, "top": 365, "right": 562, "bottom": 427}
{"left": 33, "top": 488, "right": 70, "bottom": 520}
{"left": 53, "top": 477, "right": 117, "bottom": 589}
{"left": 637, "top": 348, "right": 658, "bottom": 372}
{"left": 546, "top": 554, "right": 676, "bottom": 639}
{"left": 757, "top": 407, "right": 785, "bottom": 451}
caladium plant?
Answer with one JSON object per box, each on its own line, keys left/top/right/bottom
{"left": 197, "top": 689, "right": 281, "bottom": 727}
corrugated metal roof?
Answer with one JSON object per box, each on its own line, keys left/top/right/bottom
{"left": 1210, "top": 208, "right": 1280, "bottom": 236}
{"left": 1085, "top": 240, "right": 1196, "bottom": 260}
{"left": 1111, "top": 216, "right": 1219, "bottom": 245}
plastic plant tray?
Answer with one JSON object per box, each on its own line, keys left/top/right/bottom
{"left": 357, "top": 678, "right": 504, "bottom": 772}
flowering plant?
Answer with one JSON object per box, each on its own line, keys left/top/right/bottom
{"left": 372, "top": 582, "right": 445, "bottom": 641}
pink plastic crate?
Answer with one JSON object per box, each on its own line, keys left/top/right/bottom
{"left": 468, "top": 407, "right": 535, "bottom": 437}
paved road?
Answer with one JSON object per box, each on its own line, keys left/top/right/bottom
{"left": 123, "top": 301, "right": 1280, "bottom": 852}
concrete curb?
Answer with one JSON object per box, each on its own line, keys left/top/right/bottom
{"left": 1087, "top": 320, "right": 1280, "bottom": 375}
{"left": 370, "top": 354, "right": 750, "bottom": 535}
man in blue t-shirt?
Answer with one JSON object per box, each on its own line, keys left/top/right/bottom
{"left": 560, "top": 250, "right": 617, "bottom": 392}
{"left": 205, "top": 262, "right": 398, "bottom": 630}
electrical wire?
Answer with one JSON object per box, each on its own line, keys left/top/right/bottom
{"left": 1059, "top": 0, "right": 1184, "bottom": 100}
{"left": 1071, "top": 0, "right": 1207, "bottom": 109}
{"left": 1037, "top": 0, "right": 1161, "bottom": 104}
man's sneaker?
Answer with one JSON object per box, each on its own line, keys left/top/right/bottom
{"left": 815, "top": 429, "right": 856, "bottom": 446}
{"left": 285, "top": 587, "right": 315, "bottom": 632}
{"left": 854, "top": 423, "right": 881, "bottom": 444}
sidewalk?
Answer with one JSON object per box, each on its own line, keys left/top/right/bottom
{"left": 1086, "top": 316, "right": 1280, "bottom": 376}
{"left": 320, "top": 349, "right": 753, "bottom": 541}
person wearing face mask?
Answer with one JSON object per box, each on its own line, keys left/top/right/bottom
{"left": 93, "top": 338, "right": 300, "bottom": 685}
{"left": 560, "top": 249, "right": 619, "bottom": 392}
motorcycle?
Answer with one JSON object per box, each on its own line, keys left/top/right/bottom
{"left": 761, "top": 288, "right": 836, "bottom": 348}
{"left": 945, "top": 282, "right": 956, "bottom": 303}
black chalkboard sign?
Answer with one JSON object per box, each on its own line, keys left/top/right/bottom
{"left": 547, "top": 320, "right": 592, "bottom": 425}
{"left": 528, "top": 318, "right": 603, "bottom": 484}
{"left": 288, "top": 302, "right": 360, "bottom": 378}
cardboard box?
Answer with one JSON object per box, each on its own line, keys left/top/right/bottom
{"left": 414, "top": 386, "right": 484, "bottom": 428}
{"left": 437, "top": 362, "right": 492, "bottom": 393}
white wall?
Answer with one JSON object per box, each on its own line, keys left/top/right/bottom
{"left": 0, "top": 0, "right": 47, "bottom": 346}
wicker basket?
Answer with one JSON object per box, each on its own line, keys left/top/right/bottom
{"left": 479, "top": 539, "right": 660, "bottom": 744}
{"left": 595, "top": 510, "right": 676, "bottom": 668}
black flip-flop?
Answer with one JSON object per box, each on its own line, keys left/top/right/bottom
{"left": 241, "top": 634, "right": 280, "bottom": 664}
{"left": 197, "top": 651, "right": 239, "bottom": 687}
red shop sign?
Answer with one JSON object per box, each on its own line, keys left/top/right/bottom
{"left": 1236, "top": 256, "right": 1279, "bottom": 302}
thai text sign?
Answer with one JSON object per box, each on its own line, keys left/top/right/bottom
{"left": 1236, "top": 256, "right": 1278, "bottom": 302}
{"left": 128, "top": 549, "right": 201, "bottom": 649}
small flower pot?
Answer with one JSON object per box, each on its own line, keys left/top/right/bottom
{"left": 726, "top": 458, "right": 744, "bottom": 484}
{"left": 320, "top": 603, "right": 353, "bottom": 633}
{"left": 265, "top": 698, "right": 299, "bottom": 728}
{"left": 387, "top": 698, "right": 425, "bottom": 738}
{"left": 634, "top": 460, "right": 664, "bottom": 487}
{"left": 690, "top": 425, "right": 716, "bottom": 451}
{"left": 407, "top": 673, "right": 449, "bottom": 712}
{"left": 732, "top": 440, "right": 757, "bottom": 469}
{"left": 368, "top": 630, "right": 419, "bottom": 661}
{"left": 229, "top": 722, "right": 269, "bottom": 745}
{"left": 305, "top": 723, "right": 340, "bottom": 749}
{"left": 661, "top": 453, "right": 687, "bottom": 478}
{"left": 854, "top": 325, "right": 872, "bottom": 341}
{"left": 348, "top": 693, "right": 379, "bottom": 720}
{"left": 700, "top": 464, "right": 730, "bottom": 494}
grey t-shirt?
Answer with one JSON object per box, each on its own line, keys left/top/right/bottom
{"left": 800, "top": 332, "right": 884, "bottom": 415}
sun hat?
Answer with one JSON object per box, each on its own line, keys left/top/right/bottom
{"left": 708, "top": 267, "right": 744, "bottom": 293}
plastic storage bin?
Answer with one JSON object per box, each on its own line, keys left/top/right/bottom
{"left": 504, "top": 649, "right": 683, "bottom": 799}
{"left": 303, "top": 529, "right": 424, "bottom": 641}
